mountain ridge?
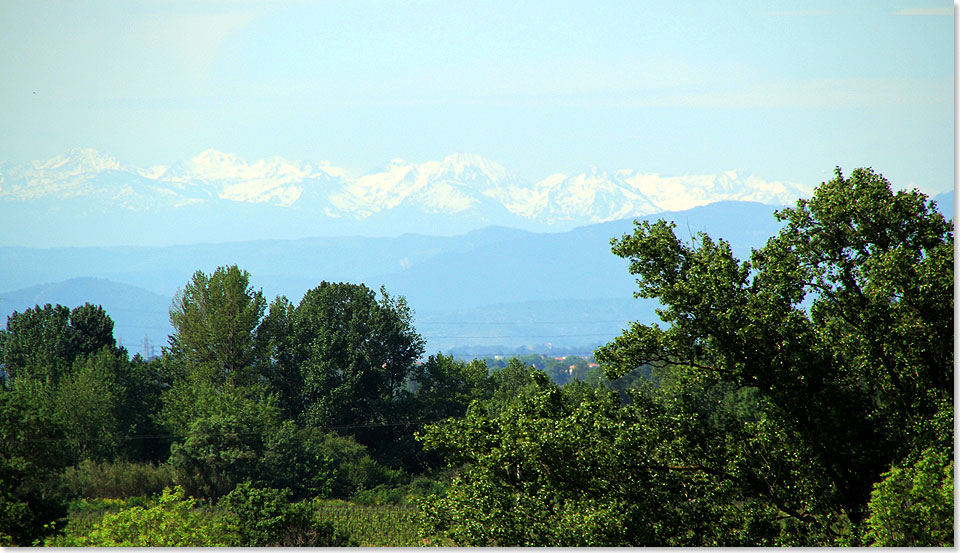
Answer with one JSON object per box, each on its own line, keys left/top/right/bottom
{"left": 0, "top": 148, "right": 815, "bottom": 247}
{"left": 0, "top": 201, "right": 797, "bottom": 356}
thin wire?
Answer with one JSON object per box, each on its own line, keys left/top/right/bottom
{"left": 10, "top": 417, "right": 460, "bottom": 444}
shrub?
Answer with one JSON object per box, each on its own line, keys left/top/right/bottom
{"left": 260, "top": 422, "right": 335, "bottom": 499}
{"left": 168, "top": 414, "right": 261, "bottom": 501}
{"left": 46, "top": 486, "right": 230, "bottom": 547}
{"left": 218, "top": 482, "right": 356, "bottom": 546}
{"left": 351, "top": 474, "right": 449, "bottom": 506}
{"left": 304, "top": 431, "right": 403, "bottom": 499}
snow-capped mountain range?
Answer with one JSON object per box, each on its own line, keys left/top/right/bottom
{"left": 0, "top": 148, "right": 814, "bottom": 246}
{"left": 1, "top": 147, "right": 811, "bottom": 218}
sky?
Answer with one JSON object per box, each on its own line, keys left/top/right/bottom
{"left": 0, "top": 0, "right": 954, "bottom": 194}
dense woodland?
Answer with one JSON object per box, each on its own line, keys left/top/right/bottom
{"left": 0, "top": 168, "right": 953, "bottom": 546}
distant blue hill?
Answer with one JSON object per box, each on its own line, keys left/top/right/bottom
{"left": 0, "top": 201, "right": 793, "bottom": 355}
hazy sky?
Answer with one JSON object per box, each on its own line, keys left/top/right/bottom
{"left": 0, "top": 0, "right": 953, "bottom": 193}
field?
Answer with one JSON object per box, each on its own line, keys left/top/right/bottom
{"left": 313, "top": 500, "right": 452, "bottom": 547}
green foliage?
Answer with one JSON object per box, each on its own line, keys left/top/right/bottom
{"left": 47, "top": 486, "right": 231, "bottom": 546}
{"left": 289, "top": 282, "right": 425, "bottom": 431}
{"left": 0, "top": 303, "right": 119, "bottom": 382}
{"left": 254, "top": 295, "right": 300, "bottom": 417}
{"left": 0, "top": 378, "right": 69, "bottom": 473}
{"left": 68, "top": 303, "right": 121, "bottom": 362}
{"left": 411, "top": 354, "right": 491, "bottom": 421}
{"left": 593, "top": 168, "right": 952, "bottom": 536}
{"left": 482, "top": 358, "right": 552, "bottom": 415}
{"left": 168, "top": 412, "right": 264, "bottom": 502}
{"left": 418, "top": 384, "right": 779, "bottom": 546}
{"left": 156, "top": 370, "right": 279, "bottom": 441}
{"left": 115, "top": 353, "right": 167, "bottom": 462}
{"left": 423, "top": 168, "right": 952, "bottom": 546}
{"left": 158, "top": 380, "right": 280, "bottom": 504}
{"left": 863, "top": 447, "right": 954, "bottom": 547}
{"left": 350, "top": 472, "right": 450, "bottom": 506}
{"left": 0, "top": 301, "right": 160, "bottom": 467}
{"left": 218, "top": 482, "right": 355, "bottom": 546}
{"left": 59, "top": 459, "right": 176, "bottom": 500}
{"left": 310, "top": 431, "right": 404, "bottom": 499}
{"left": 52, "top": 348, "right": 126, "bottom": 461}
{"left": 260, "top": 421, "right": 336, "bottom": 499}
{"left": 0, "top": 455, "right": 67, "bottom": 546}
{"left": 168, "top": 265, "right": 266, "bottom": 387}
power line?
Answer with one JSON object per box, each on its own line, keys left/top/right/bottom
{"left": 11, "top": 416, "right": 459, "bottom": 445}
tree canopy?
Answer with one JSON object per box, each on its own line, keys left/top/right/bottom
{"left": 420, "top": 167, "right": 953, "bottom": 546}
{"left": 168, "top": 265, "right": 266, "bottom": 388}
{"left": 284, "top": 282, "right": 425, "bottom": 430}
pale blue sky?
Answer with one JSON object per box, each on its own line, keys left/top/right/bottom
{"left": 0, "top": 0, "right": 953, "bottom": 193}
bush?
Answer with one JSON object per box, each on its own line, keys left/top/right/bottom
{"left": 168, "top": 414, "right": 261, "bottom": 501}
{"left": 260, "top": 422, "right": 335, "bottom": 499}
{"left": 59, "top": 459, "right": 175, "bottom": 499}
{"left": 218, "top": 482, "right": 355, "bottom": 546}
{"left": 46, "top": 486, "right": 231, "bottom": 547}
{"left": 309, "top": 432, "right": 404, "bottom": 499}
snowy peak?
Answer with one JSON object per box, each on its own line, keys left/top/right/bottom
{"left": 34, "top": 147, "right": 124, "bottom": 175}
{"left": 339, "top": 153, "right": 524, "bottom": 216}
{"left": 515, "top": 167, "right": 661, "bottom": 224}
{"left": 0, "top": 148, "right": 814, "bottom": 228}
{"left": 160, "top": 149, "right": 249, "bottom": 182}
{"left": 157, "top": 151, "right": 348, "bottom": 207}
{"left": 435, "top": 153, "right": 512, "bottom": 184}
{"left": 622, "top": 170, "right": 813, "bottom": 212}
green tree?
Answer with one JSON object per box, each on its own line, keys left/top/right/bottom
{"left": 411, "top": 354, "right": 491, "bottom": 422}
{"left": 0, "top": 455, "right": 66, "bottom": 546}
{"left": 422, "top": 168, "right": 952, "bottom": 546}
{"left": 0, "top": 303, "right": 120, "bottom": 382}
{"left": 385, "top": 354, "right": 493, "bottom": 471}
{"left": 116, "top": 354, "right": 167, "bottom": 462}
{"left": 51, "top": 348, "right": 125, "bottom": 462}
{"left": 255, "top": 295, "right": 300, "bottom": 418}
{"left": 163, "top": 383, "right": 281, "bottom": 501}
{"left": 418, "top": 381, "right": 778, "bottom": 546}
{"left": 595, "top": 167, "right": 952, "bottom": 539}
{"left": 260, "top": 421, "right": 336, "bottom": 500}
{"left": 482, "top": 358, "right": 551, "bottom": 416}
{"left": 168, "top": 413, "right": 264, "bottom": 502}
{"left": 168, "top": 266, "right": 266, "bottom": 388}
{"left": 863, "top": 447, "right": 954, "bottom": 547}
{"left": 288, "top": 282, "right": 424, "bottom": 434}
{"left": 68, "top": 304, "right": 120, "bottom": 361}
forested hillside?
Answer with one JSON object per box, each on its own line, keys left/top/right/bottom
{"left": 0, "top": 169, "right": 952, "bottom": 546}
